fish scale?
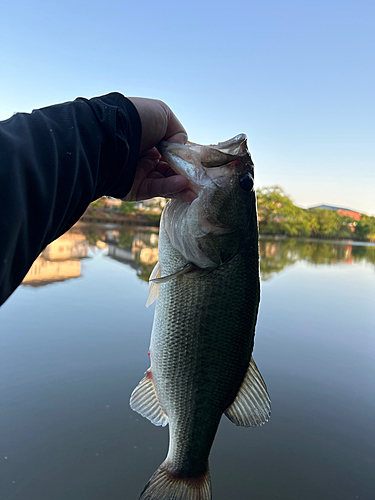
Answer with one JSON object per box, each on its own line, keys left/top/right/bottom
{"left": 130, "top": 135, "right": 270, "bottom": 500}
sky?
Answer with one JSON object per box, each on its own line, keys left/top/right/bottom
{"left": 1, "top": 0, "right": 374, "bottom": 215}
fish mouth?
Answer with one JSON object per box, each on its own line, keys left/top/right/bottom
{"left": 157, "top": 134, "right": 252, "bottom": 196}
{"left": 186, "top": 134, "right": 250, "bottom": 168}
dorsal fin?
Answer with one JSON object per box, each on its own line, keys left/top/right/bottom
{"left": 225, "top": 357, "right": 271, "bottom": 427}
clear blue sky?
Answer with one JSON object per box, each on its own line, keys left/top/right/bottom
{"left": 1, "top": 0, "right": 374, "bottom": 214}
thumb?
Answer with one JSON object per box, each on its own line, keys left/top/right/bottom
{"left": 127, "top": 97, "right": 188, "bottom": 153}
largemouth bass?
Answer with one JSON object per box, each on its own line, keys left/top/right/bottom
{"left": 130, "top": 134, "right": 270, "bottom": 500}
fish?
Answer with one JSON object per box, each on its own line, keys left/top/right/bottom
{"left": 130, "top": 134, "right": 271, "bottom": 500}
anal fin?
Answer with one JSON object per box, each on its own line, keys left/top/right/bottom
{"left": 130, "top": 371, "right": 169, "bottom": 427}
{"left": 225, "top": 356, "right": 271, "bottom": 427}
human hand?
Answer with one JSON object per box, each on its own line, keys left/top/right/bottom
{"left": 123, "top": 98, "right": 196, "bottom": 203}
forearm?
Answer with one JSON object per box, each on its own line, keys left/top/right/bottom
{"left": 0, "top": 92, "right": 141, "bottom": 306}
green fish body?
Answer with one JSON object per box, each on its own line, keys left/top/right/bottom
{"left": 130, "top": 135, "right": 270, "bottom": 500}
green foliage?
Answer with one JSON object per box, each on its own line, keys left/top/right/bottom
{"left": 354, "top": 214, "right": 375, "bottom": 241}
{"left": 119, "top": 201, "right": 136, "bottom": 215}
{"left": 307, "top": 208, "right": 352, "bottom": 238}
{"left": 144, "top": 212, "right": 162, "bottom": 224}
{"left": 86, "top": 226, "right": 103, "bottom": 245}
{"left": 256, "top": 186, "right": 369, "bottom": 240}
{"left": 118, "top": 230, "right": 134, "bottom": 249}
{"left": 90, "top": 198, "right": 105, "bottom": 209}
{"left": 257, "top": 186, "right": 309, "bottom": 237}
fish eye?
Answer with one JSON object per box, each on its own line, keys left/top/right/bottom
{"left": 239, "top": 173, "right": 254, "bottom": 192}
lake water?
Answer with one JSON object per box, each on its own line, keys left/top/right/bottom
{"left": 1, "top": 224, "right": 374, "bottom": 500}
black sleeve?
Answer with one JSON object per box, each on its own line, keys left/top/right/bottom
{"left": 0, "top": 92, "right": 142, "bottom": 306}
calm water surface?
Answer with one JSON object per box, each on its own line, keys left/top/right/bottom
{"left": 0, "top": 224, "right": 374, "bottom": 500}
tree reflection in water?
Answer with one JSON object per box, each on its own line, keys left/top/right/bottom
{"left": 259, "top": 237, "right": 375, "bottom": 281}
{"left": 108, "top": 229, "right": 375, "bottom": 284}
{"left": 24, "top": 224, "right": 375, "bottom": 288}
{"left": 104, "top": 228, "right": 375, "bottom": 282}
{"left": 104, "top": 226, "right": 159, "bottom": 282}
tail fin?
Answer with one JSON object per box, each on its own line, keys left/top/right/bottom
{"left": 139, "top": 461, "right": 211, "bottom": 500}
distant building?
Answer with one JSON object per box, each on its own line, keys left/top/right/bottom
{"left": 102, "top": 197, "right": 122, "bottom": 208}
{"left": 308, "top": 204, "right": 361, "bottom": 221}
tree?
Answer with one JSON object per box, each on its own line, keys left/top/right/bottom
{"left": 354, "top": 214, "right": 375, "bottom": 241}
{"left": 307, "top": 209, "right": 339, "bottom": 237}
{"left": 256, "top": 186, "right": 310, "bottom": 236}
{"left": 119, "top": 201, "right": 136, "bottom": 215}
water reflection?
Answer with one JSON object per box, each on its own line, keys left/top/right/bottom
{"left": 8, "top": 223, "right": 375, "bottom": 500}
{"left": 22, "top": 225, "right": 375, "bottom": 288}
{"left": 259, "top": 236, "right": 375, "bottom": 281}
{"left": 22, "top": 232, "right": 88, "bottom": 286}
{"left": 106, "top": 228, "right": 159, "bottom": 281}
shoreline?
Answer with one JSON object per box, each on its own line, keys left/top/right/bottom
{"left": 259, "top": 234, "right": 375, "bottom": 246}
{"left": 81, "top": 203, "right": 374, "bottom": 245}
{"left": 76, "top": 214, "right": 375, "bottom": 247}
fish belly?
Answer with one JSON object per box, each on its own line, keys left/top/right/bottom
{"left": 150, "top": 248, "right": 260, "bottom": 477}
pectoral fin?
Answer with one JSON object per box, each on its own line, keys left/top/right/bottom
{"left": 225, "top": 357, "right": 271, "bottom": 427}
{"left": 150, "top": 262, "right": 195, "bottom": 284}
{"left": 146, "top": 262, "right": 162, "bottom": 307}
{"left": 130, "top": 370, "right": 169, "bottom": 427}
{"left": 146, "top": 262, "right": 199, "bottom": 307}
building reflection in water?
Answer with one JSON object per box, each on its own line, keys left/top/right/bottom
{"left": 22, "top": 231, "right": 89, "bottom": 287}
{"left": 106, "top": 228, "right": 159, "bottom": 281}
{"left": 22, "top": 224, "right": 375, "bottom": 288}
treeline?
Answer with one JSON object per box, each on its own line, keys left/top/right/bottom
{"left": 92, "top": 188, "right": 375, "bottom": 241}
{"left": 257, "top": 186, "right": 375, "bottom": 241}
